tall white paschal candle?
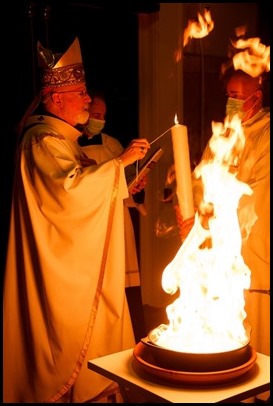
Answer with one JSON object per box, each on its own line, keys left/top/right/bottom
{"left": 171, "top": 120, "right": 195, "bottom": 220}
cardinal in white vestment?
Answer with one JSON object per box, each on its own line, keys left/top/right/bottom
{"left": 3, "top": 37, "right": 150, "bottom": 403}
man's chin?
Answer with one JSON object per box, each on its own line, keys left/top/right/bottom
{"left": 77, "top": 112, "right": 90, "bottom": 125}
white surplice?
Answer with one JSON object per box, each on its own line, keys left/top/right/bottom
{"left": 79, "top": 132, "right": 140, "bottom": 287}
{"left": 3, "top": 115, "right": 135, "bottom": 403}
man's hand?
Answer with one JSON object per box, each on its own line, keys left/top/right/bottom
{"left": 119, "top": 138, "right": 150, "bottom": 167}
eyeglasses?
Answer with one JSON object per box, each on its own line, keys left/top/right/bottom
{"left": 54, "top": 89, "right": 89, "bottom": 97}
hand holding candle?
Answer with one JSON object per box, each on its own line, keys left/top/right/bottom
{"left": 171, "top": 117, "right": 195, "bottom": 221}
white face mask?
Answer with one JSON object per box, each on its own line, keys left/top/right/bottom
{"left": 225, "top": 97, "right": 245, "bottom": 119}
{"left": 225, "top": 93, "right": 256, "bottom": 121}
{"left": 84, "top": 118, "right": 105, "bottom": 136}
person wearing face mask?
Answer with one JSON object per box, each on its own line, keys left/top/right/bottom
{"left": 176, "top": 69, "right": 270, "bottom": 384}
{"left": 78, "top": 91, "right": 148, "bottom": 342}
{"left": 84, "top": 111, "right": 106, "bottom": 135}
{"left": 225, "top": 72, "right": 264, "bottom": 123}
{"left": 220, "top": 69, "right": 270, "bottom": 403}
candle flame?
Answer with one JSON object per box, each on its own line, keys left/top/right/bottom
{"left": 174, "top": 114, "right": 179, "bottom": 125}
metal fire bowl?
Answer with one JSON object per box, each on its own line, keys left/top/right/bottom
{"left": 141, "top": 336, "right": 251, "bottom": 372}
{"left": 132, "top": 337, "right": 257, "bottom": 385}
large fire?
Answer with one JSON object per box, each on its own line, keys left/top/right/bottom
{"left": 151, "top": 13, "right": 269, "bottom": 356}
{"left": 150, "top": 115, "right": 254, "bottom": 354}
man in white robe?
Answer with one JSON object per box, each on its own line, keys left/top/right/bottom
{"left": 3, "top": 37, "right": 150, "bottom": 403}
{"left": 78, "top": 94, "right": 149, "bottom": 343}
{"left": 78, "top": 93, "right": 147, "bottom": 289}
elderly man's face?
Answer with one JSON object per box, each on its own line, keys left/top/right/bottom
{"left": 52, "top": 85, "right": 91, "bottom": 126}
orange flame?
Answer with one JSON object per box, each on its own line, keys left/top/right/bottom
{"left": 174, "top": 8, "right": 214, "bottom": 63}
{"left": 151, "top": 115, "right": 254, "bottom": 354}
{"left": 183, "top": 8, "right": 214, "bottom": 48}
{"left": 222, "top": 32, "right": 270, "bottom": 77}
{"left": 232, "top": 38, "right": 270, "bottom": 77}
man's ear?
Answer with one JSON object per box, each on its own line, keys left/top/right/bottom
{"left": 51, "top": 92, "right": 62, "bottom": 106}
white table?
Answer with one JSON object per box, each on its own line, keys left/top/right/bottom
{"left": 88, "top": 348, "right": 270, "bottom": 403}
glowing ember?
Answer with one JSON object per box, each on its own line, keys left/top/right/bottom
{"left": 150, "top": 115, "right": 253, "bottom": 354}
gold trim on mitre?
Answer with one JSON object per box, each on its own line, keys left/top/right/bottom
{"left": 38, "top": 37, "right": 86, "bottom": 90}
